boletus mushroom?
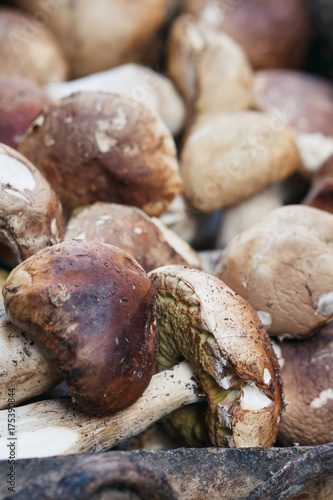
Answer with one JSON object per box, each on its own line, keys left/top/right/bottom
{"left": 217, "top": 205, "right": 333, "bottom": 338}
{"left": 181, "top": 111, "right": 300, "bottom": 212}
{"left": 273, "top": 323, "right": 333, "bottom": 446}
{"left": 167, "top": 14, "right": 254, "bottom": 122}
{"left": 0, "top": 266, "right": 283, "bottom": 458}
{"left": 3, "top": 240, "right": 158, "bottom": 415}
{"left": 0, "top": 143, "right": 63, "bottom": 267}
{"left": 18, "top": 91, "right": 183, "bottom": 217}
{"left": 0, "top": 7, "right": 68, "bottom": 85}
{"left": 64, "top": 202, "right": 200, "bottom": 272}
{"left": 0, "top": 78, "right": 50, "bottom": 150}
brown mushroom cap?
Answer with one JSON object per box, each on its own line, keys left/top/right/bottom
{"left": 0, "top": 78, "right": 50, "bottom": 150}
{"left": 181, "top": 111, "right": 300, "bottom": 212}
{"left": 167, "top": 14, "right": 254, "bottom": 121}
{"left": 183, "top": 0, "right": 311, "bottom": 70}
{"left": 274, "top": 324, "right": 333, "bottom": 446}
{"left": 149, "top": 265, "right": 283, "bottom": 448}
{"left": 303, "top": 154, "right": 333, "bottom": 213}
{"left": 18, "top": 91, "right": 182, "bottom": 217}
{"left": 11, "top": 0, "right": 169, "bottom": 78}
{"left": 217, "top": 205, "right": 333, "bottom": 339}
{"left": 0, "top": 8, "right": 68, "bottom": 85}
{"left": 65, "top": 202, "right": 200, "bottom": 272}
{"left": 3, "top": 240, "right": 158, "bottom": 415}
{"left": 0, "top": 143, "right": 63, "bottom": 266}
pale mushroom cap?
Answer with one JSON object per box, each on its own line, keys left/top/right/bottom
{"left": 149, "top": 265, "right": 283, "bottom": 448}
{"left": 274, "top": 325, "right": 333, "bottom": 446}
{"left": 181, "top": 111, "right": 300, "bottom": 212}
{"left": 64, "top": 202, "right": 200, "bottom": 271}
{"left": 0, "top": 8, "right": 68, "bottom": 85}
{"left": 11, "top": 0, "right": 169, "bottom": 78}
{"left": 45, "top": 64, "right": 186, "bottom": 136}
{"left": 217, "top": 205, "right": 333, "bottom": 338}
{"left": 0, "top": 303, "right": 62, "bottom": 409}
{"left": 18, "top": 92, "right": 182, "bottom": 217}
{"left": 0, "top": 143, "right": 63, "bottom": 265}
{"left": 167, "top": 14, "right": 254, "bottom": 119}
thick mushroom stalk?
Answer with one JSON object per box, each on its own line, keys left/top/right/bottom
{"left": 149, "top": 266, "right": 283, "bottom": 448}
{"left": 0, "top": 361, "right": 201, "bottom": 459}
{"left": 3, "top": 240, "right": 158, "bottom": 415}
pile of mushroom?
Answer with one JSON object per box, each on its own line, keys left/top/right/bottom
{"left": 0, "top": 0, "right": 333, "bottom": 465}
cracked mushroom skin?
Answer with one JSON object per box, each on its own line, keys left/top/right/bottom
{"left": 18, "top": 91, "right": 182, "bottom": 217}
{"left": 217, "top": 205, "right": 333, "bottom": 339}
{"left": 0, "top": 143, "right": 63, "bottom": 266}
{"left": 65, "top": 202, "right": 200, "bottom": 272}
{"left": 273, "top": 323, "right": 333, "bottom": 446}
{"left": 149, "top": 266, "right": 283, "bottom": 448}
{"left": 3, "top": 240, "right": 158, "bottom": 415}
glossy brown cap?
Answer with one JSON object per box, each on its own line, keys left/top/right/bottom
{"left": 3, "top": 240, "right": 158, "bottom": 415}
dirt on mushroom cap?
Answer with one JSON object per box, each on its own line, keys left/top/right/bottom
{"left": 149, "top": 265, "right": 283, "bottom": 448}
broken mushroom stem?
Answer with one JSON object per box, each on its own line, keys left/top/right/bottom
{"left": 0, "top": 361, "right": 202, "bottom": 459}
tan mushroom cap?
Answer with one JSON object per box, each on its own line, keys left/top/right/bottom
{"left": 0, "top": 8, "right": 68, "bottom": 85}
{"left": 181, "top": 111, "right": 300, "bottom": 212}
{"left": 217, "top": 205, "right": 333, "bottom": 339}
{"left": 11, "top": 0, "right": 169, "bottom": 78}
{"left": 0, "top": 268, "right": 9, "bottom": 302}
{"left": 19, "top": 91, "right": 182, "bottom": 217}
{"left": 0, "top": 143, "right": 63, "bottom": 265}
{"left": 64, "top": 202, "right": 200, "bottom": 272}
{"left": 183, "top": 0, "right": 311, "bottom": 70}
{"left": 0, "top": 303, "right": 62, "bottom": 409}
{"left": 274, "top": 324, "right": 333, "bottom": 446}
{"left": 149, "top": 265, "right": 283, "bottom": 448}
{"left": 3, "top": 240, "right": 158, "bottom": 415}
{"left": 167, "top": 14, "right": 254, "bottom": 120}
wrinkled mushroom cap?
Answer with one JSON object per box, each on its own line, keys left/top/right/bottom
{"left": 273, "top": 325, "right": 333, "bottom": 446}
{"left": 65, "top": 202, "right": 200, "bottom": 271}
{"left": 0, "top": 143, "right": 63, "bottom": 266}
{"left": 19, "top": 91, "right": 182, "bottom": 217}
{"left": 3, "top": 240, "right": 158, "bottom": 415}
{"left": 149, "top": 265, "right": 283, "bottom": 448}
{"left": 181, "top": 111, "right": 300, "bottom": 212}
{"left": 217, "top": 205, "right": 333, "bottom": 338}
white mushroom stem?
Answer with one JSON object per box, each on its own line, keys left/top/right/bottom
{"left": 0, "top": 361, "right": 202, "bottom": 460}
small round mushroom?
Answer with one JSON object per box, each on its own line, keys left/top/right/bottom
{"left": 0, "top": 143, "right": 63, "bottom": 266}
{"left": 217, "top": 187, "right": 282, "bottom": 248}
{"left": 18, "top": 91, "right": 183, "bottom": 217}
{"left": 3, "top": 240, "right": 158, "bottom": 415}
{"left": 217, "top": 205, "right": 333, "bottom": 339}
{"left": 183, "top": 0, "right": 311, "bottom": 70}
{"left": 273, "top": 323, "right": 333, "bottom": 446}
{"left": 0, "top": 303, "right": 62, "bottom": 410}
{"left": 0, "top": 266, "right": 283, "bottom": 458}
{"left": 11, "top": 0, "right": 169, "bottom": 78}
{"left": 0, "top": 78, "right": 50, "bottom": 149}
{"left": 181, "top": 111, "right": 300, "bottom": 212}
{"left": 167, "top": 14, "right": 254, "bottom": 122}
{"left": 64, "top": 202, "right": 200, "bottom": 271}
{"left": 45, "top": 64, "right": 186, "bottom": 137}
{"left": 253, "top": 69, "right": 333, "bottom": 175}
{"left": 0, "top": 7, "right": 68, "bottom": 85}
